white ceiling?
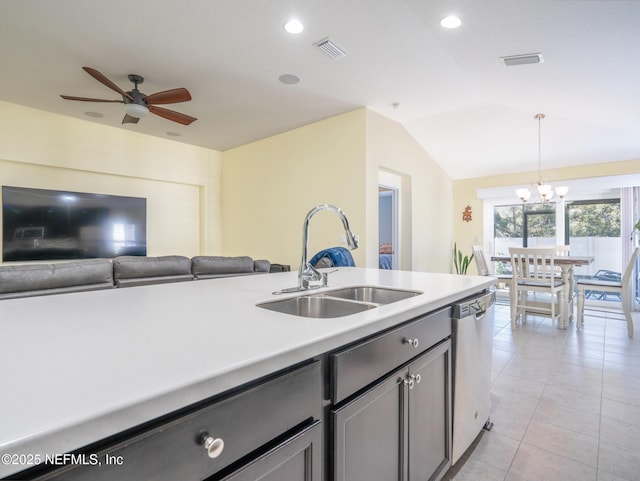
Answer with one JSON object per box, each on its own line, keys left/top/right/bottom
{"left": 1, "top": 0, "right": 639, "bottom": 180}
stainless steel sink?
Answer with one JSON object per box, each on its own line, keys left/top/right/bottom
{"left": 257, "top": 295, "right": 376, "bottom": 318}
{"left": 321, "top": 286, "right": 422, "bottom": 305}
{"left": 257, "top": 286, "right": 422, "bottom": 318}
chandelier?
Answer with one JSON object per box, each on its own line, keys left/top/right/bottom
{"left": 516, "top": 113, "right": 568, "bottom": 203}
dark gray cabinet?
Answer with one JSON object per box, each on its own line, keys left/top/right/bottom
{"left": 331, "top": 366, "right": 405, "bottom": 481}
{"left": 23, "top": 361, "right": 322, "bottom": 481}
{"left": 407, "top": 342, "right": 452, "bottom": 481}
{"left": 218, "top": 420, "right": 321, "bottom": 481}
{"left": 329, "top": 308, "right": 452, "bottom": 481}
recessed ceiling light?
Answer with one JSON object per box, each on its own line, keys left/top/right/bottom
{"left": 84, "top": 111, "right": 103, "bottom": 118}
{"left": 284, "top": 19, "right": 304, "bottom": 34}
{"left": 279, "top": 74, "right": 300, "bottom": 85}
{"left": 166, "top": 131, "right": 181, "bottom": 137}
{"left": 440, "top": 15, "right": 462, "bottom": 29}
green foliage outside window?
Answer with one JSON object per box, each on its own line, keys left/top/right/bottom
{"left": 568, "top": 201, "right": 620, "bottom": 237}
{"left": 494, "top": 203, "right": 556, "bottom": 238}
{"left": 493, "top": 200, "right": 621, "bottom": 239}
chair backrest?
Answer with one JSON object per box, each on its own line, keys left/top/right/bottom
{"left": 472, "top": 245, "right": 490, "bottom": 276}
{"left": 509, "top": 247, "right": 558, "bottom": 283}
{"left": 621, "top": 247, "right": 640, "bottom": 306}
{"left": 555, "top": 245, "right": 570, "bottom": 257}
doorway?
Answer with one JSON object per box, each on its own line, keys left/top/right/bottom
{"left": 379, "top": 187, "right": 397, "bottom": 269}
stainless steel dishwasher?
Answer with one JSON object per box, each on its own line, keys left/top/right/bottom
{"left": 451, "top": 290, "right": 495, "bottom": 464}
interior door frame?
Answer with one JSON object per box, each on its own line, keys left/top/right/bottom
{"left": 379, "top": 181, "right": 400, "bottom": 270}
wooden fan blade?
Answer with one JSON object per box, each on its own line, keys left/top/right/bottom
{"left": 145, "top": 88, "right": 192, "bottom": 105}
{"left": 149, "top": 105, "right": 197, "bottom": 125}
{"left": 122, "top": 114, "right": 140, "bottom": 124}
{"left": 83, "top": 67, "right": 134, "bottom": 101}
{"left": 60, "top": 95, "right": 123, "bottom": 103}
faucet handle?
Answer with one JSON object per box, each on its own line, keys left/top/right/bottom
{"left": 321, "top": 269, "right": 338, "bottom": 287}
{"left": 303, "top": 262, "right": 322, "bottom": 279}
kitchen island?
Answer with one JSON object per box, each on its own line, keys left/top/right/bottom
{"left": 0, "top": 267, "right": 494, "bottom": 480}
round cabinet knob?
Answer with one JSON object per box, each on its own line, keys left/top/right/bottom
{"left": 199, "top": 433, "right": 225, "bottom": 459}
{"left": 403, "top": 338, "right": 419, "bottom": 348}
{"left": 404, "top": 376, "right": 415, "bottom": 390}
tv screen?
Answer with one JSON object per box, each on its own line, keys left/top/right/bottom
{"left": 2, "top": 186, "right": 146, "bottom": 262}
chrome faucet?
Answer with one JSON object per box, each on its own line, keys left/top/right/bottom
{"left": 276, "top": 204, "right": 358, "bottom": 294}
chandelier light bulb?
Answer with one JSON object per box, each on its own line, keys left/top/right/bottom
{"left": 516, "top": 188, "right": 531, "bottom": 203}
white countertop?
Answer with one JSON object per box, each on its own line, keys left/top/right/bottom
{"left": 0, "top": 267, "right": 494, "bottom": 477}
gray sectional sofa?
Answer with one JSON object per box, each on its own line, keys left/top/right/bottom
{"left": 0, "top": 255, "right": 274, "bottom": 300}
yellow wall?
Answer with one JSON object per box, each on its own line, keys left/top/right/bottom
{"left": 365, "top": 110, "right": 453, "bottom": 273}
{"left": 221, "top": 109, "right": 367, "bottom": 268}
{"left": 453, "top": 160, "right": 640, "bottom": 274}
{"left": 1, "top": 100, "right": 455, "bottom": 272}
{"left": 221, "top": 108, "right": 455, "bottom": 273}
{"left": 0, "top": 100, "right": 222, "bottom": 261}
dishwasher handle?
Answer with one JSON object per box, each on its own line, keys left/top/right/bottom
{"left": 452, "top": 291, "right": 495, "bottom": 320}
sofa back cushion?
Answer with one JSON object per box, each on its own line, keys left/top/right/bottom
{"left": 253, "top": 259, "right": 271, "bottom": 273}
{"left": 192, "top": 256, "right": 259, "bottom": 279}
{"left": 0, "top": 259, "right": 114, "bottom": 299}
{"left": 113, "top": 255, "right": 193, "bottom": 287}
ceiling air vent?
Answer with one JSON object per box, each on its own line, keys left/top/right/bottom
{"left": 314, "top": 38, "right": 347, "bottom": 60}
{"left": 501, "top": 53, "right": 544, "bottom": 66}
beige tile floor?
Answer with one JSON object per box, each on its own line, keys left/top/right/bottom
{"left": 447, "top": 304, "right": 640, "bottom": 481}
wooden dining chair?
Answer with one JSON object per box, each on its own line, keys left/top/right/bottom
{"left": 576, "top": 247, "right": 639, "bottom": 338}
{"left": 472, "top": 245, "right": 511, "bottom": 281}
{"left": 509, "top": 247, "right": 566, "bottom": 336}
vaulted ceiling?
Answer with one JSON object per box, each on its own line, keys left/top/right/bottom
{"left": 1, "top": 0, "right": 639, "bottom": 179}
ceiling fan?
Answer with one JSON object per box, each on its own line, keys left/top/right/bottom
{"left": 61, "top": 67, "right": 197, "bottom": 125}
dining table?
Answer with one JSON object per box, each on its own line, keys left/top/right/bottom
{"left": 491, "top": 253, "right": 594, "bottom": 328}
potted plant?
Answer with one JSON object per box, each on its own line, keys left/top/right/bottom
{"left": 453, "top": 243, "right": 474, "bottom": 275}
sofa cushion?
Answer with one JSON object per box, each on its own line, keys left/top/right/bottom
{"left": 253, "top": 259, "right": 271, "bottom": 273}
{"left": 0, "top": 259, "right": 114, "bottom": 299}
{"left": 113, "top": 255, "right": 194, "bottom": 287}
{"left": 191, "top": 256, "right": 259, "bottom": 279}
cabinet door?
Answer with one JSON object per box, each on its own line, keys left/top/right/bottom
{"left": 407, "top": 341, "right": 452, "bottom": 481}
{"left": 331, "top": 369, "right": 406, "bottom": 481}
{"left": 217, "top": 421, "right": 321, "bottom": 481}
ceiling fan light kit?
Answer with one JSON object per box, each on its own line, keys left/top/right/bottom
{"left": 61, "top": 67, "right": 197, "bottom": 126}
{"left": 123, "top": 103, "right": 149, "bottom": 119}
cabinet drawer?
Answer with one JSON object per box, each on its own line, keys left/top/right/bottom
{"left": 33, "top": 361, "right": 321, "bottom": 481}
{"left": 330, "top": 307, "right": 451, "bottom": 404}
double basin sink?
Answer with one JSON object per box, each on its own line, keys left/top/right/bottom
{"left": 257, "top": 286, "right": 422, "bottom": 318}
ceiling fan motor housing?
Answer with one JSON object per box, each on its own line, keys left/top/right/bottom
{"left": 124, "top": 89, "right": 148, "bottom": 106}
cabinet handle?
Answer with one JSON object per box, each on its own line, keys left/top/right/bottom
{"left": 199, "top": 432, "right": 225, "bottom": 459}
{"left": 403, "top": 376, "right": 416, "bottom": 390}
{"left": 403, "top": 337, "right": 419, "bottom": 348}
{"left": 403, "top": 374, "right": 421, "bottom": 390}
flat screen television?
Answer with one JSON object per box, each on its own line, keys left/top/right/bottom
{"left": 2, "top": 186, "right": 146, "bottom": 262}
